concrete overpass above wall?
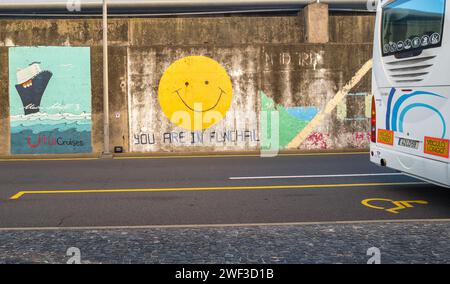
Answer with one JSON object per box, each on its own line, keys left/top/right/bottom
{"left": 0, "top": 2, "right": 375, "bottom": 157}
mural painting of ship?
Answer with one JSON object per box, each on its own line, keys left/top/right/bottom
{"left": 15, "top": 62, "right": 52, "bottom": 115}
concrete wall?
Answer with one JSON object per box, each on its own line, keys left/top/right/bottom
{"left": 0, "top": 11, "right": 375, "bottom": 156}
{"left": 0, "top": 47, "right": 9, "bottom": 155}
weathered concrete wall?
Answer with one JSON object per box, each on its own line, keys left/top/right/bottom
{"left": 0, "top": 19, "right": 128, "bottom": 47}
{"left": 90, "top": 47, "right": 106, "bottom": 155}
{"left": 329, "top": 12, "right": 375, "bottom": 43}
{"left": 129, "top": 16, "right": 304, "bottom": 46}
{"left": 0, "top": 47, "right": 10, "bottom": 155}
{"left": 0, "top": 12, "right": 375, "bottom": 156}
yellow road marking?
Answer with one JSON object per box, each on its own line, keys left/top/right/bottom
{"left": 362, "top": 198, "right": 429, "bottom": 214}
{"left": 10, "top": 182, "right": 425, "bottom": 200}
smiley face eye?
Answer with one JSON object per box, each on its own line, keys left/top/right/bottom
{"left": 185, "top": 82, "right": 189, "bottom": 87}
{"left": 205, "top": 81, "right": 209, "bottom": 85}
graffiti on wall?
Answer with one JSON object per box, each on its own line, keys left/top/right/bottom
{"left": 9, "top": 47, "right": 92, "bottom": 154}
{"left": 285, "top": 59, "right": 374, "bottom": 150}
{"left": 263, "top": 50, "right": 324, "bottom": 70}
{"left": 302, "top": 132, "right": 371, "bottom": 150}
{"left": 260, "top": 91, "right": 318, "bottom": 151}
{"left": 260, "top": 59, "right": 374, "bottom": 152}
{"left": 129, "top": 52, "right": 372, "bottom": 153}
{"left": 130, "top": 55, "right": 259, "bottom": 151}
{"left": 261, "top": 88, "right": 371, "bottom": 151}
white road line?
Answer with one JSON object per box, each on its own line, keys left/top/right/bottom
{"left": 229, "top": 173, "right": 404, "bottom": 180}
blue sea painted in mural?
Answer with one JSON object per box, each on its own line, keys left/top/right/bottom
{"left": 286, "top": 107, "right": 319, "bottom": 121}
{"left": 9, "top": 47, "right": 92, "bottom": 154}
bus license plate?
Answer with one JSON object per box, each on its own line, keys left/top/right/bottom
{"left": 398, "top": 138, "right": 419, "bottom": 149}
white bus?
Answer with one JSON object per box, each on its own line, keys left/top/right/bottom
{"left": 370, "top": 0, "right": 450, "bottom": 187}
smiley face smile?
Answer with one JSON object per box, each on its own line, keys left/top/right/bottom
{"left": 174, "top": 87, "right": 226, "bottom": 113}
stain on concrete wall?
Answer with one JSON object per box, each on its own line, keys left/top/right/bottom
{"left": 329, "top": 12, "right": 375, "bottom": 44}
{"left": 9, "top": 47, "right": 92, "bottom": 154}
{"left": 90, "top": 47, "right": 106, "bottom": 155}
{"left": 0, "top": 47, "right": 10, "bottom": 155}
{"left": 108, "top": 47, "right": 129, "bottom": 153}
{"left": 129, "top": 16, "right": 304, "bottom": 46}
{"left": 0, "top": 20, "right": 128, "bottom": 47}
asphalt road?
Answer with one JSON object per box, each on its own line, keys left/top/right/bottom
{"left": 1, "top": 153, "right": 450, "bottom": 229}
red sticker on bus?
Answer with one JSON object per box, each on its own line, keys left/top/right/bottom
{"left": 377, "top": 129, "right": 394, "bottom": 146}
{"left": 424, "top": 137, "right": 450, "bottom": 158}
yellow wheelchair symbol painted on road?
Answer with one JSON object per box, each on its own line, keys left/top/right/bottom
{"left": 361, "top": 198, "right": 428, "bottom": 214}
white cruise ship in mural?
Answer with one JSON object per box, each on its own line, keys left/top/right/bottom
{"left": 15, "top": 62, "right": 53, "bottom": 115}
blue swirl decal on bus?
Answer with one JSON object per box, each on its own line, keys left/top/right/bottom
{"left": 385, "top": 88, "right": 447, "bottom": 139}
{"left": 385, "top": 88, "right": 396, "bottom": 130}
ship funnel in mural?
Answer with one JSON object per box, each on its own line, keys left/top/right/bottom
{"left": 15, "top": 62, "right": 52, "bottom": 115}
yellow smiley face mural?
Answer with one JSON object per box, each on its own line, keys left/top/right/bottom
{"left": 158, "top": 56, "right": 234, "bottom": 131}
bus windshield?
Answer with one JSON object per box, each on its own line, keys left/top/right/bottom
{"left": 382, "top": 0, "right": 446, "bottom": 56}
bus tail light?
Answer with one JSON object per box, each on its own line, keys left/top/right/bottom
{"left": 371, "top": 96, "right": 376, "bottom": 143}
